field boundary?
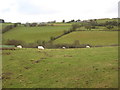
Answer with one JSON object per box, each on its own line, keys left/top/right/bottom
{"left": 2, "top": 24, "right": 18, "bottom": 33}
{"left": 76, "top": 30, "right": 120, "bottom": 31}
{"left": 48, "top": 29, "right": 119, "bottom": 43}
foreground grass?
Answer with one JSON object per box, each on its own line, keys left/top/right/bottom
{"left": 54, "top": 31, "right": 118, "bottom": 46}
{"left": 2, "top": 47, "right": 118, "bottom": 88}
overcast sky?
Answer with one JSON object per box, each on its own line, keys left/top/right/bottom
{"left": 0, "top": 0, "right": 119, "bottom": 23}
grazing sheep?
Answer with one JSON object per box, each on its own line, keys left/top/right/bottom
{"left": 17, "top": 45, "right": 22, "bottom": 48}
{"left": 38, "top": 46, "right": 44, "bottom": 50}
{"left": 86, "top": 45, "right": 90, "bottom": 48}
{"left": 62, "top": 47, "right": 66, "bottom": 49}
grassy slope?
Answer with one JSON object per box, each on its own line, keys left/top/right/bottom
{"left": 96, "top": 18, "right": 118, "bottom": 23}
{"left": 0, "top": 23, "right": 14, "bottom": 30}
{"left": 2, "top": 47, "right": 118, "bottom": 88}
{"left": 53, "top": 31, "right": 118, "bottom": 46}
{"left": 3, "top": 25, "right": 71, "bottom": 43}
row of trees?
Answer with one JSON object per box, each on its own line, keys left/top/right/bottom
{"left": 88, "top": 20, "right": 118, "bottom": 26}
{"left": 49, "top": 24, "right": 81, "bottom": 41}
{"left": 24, "top": 23, "right": 54, "bottom": 27}
{"left": 63, "top": 19, "right": 81, "bottom": 23}
{"left": 0, "top": 19, "right": 5, "bottom": 23}
{"left": 80, "top": 20, "right": 119, "bottom": 30}
{"left": 5, "top": 39, "right": 90, "bottom": 48}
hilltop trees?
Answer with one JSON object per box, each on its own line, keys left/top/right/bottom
{"left": 71, "top": 24, "right": 81, "bottom": 31}
{"left": 62, "top": 20, "right": 65, "bottom": 23}
{"left": 0, "top": 19, "right": 4, "bottom": 23}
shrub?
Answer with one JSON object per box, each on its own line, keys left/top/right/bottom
{"left": 23, "top": 42, "right": 38, "bottom": 48}
{"left": 85, "top": 25, "right": 92, "bottom": 30}
{"left": 6, "top": 40, "right": 24, "bottom": 46}
{"left": 30, "top": 23, "right": 37, "bottom": 27}
{"left": 36, "top": 40, "right": 43, "bottom": 45}
{"left": 72, "top": 40, "right": 80, "bottom": 47}
{"left": 71, "top": 24, "right": 81, "bottom": 31}
{"left": 106, "top": 25, "right": 114, "bottom": 30}
{"left": 50, "top": 36, "right": 55, "bottom": 40}
{"left": 38, "top": 23, "right": 47, "bottom": 26}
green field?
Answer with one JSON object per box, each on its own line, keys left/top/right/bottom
{"left": 54, "top": 31, "right": 118, "bottom": 46}
{"left": 3, "top": 25, "right": 71, "bottom": 43}
{"left": 2, "top": 18, "right": 119, "bottom": 88}
{"left": 2, "top": 18, "right": 118, "bottom": 46}
{"left": 0, "top": 23, "right": 14, "bottom": 30}
{"left": 2, "top": 47, "right": 118, "bottom": 88}
{"left": 96, "top": 18, "right": 118, "bottom": 23}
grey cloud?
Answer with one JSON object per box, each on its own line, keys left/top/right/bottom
{"left": 17, "top": 0, "right": 58, "bottom": 15}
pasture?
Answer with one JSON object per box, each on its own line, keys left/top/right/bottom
{"left": 2, "top": 47, "right": 118, "bottom": 88}
{"left": 2, "top": 18, "right": 119, "bottom": 88}
{"left": 0, "top": 23, "right": 14, "bottom": 30}
{"left": 53, "top": 31, "right": 118, "bottom": 46}
{"left": 96, "top": 18, "right": 118, "bottom": 23}
{"left": 3, "top": 25, "right": 71, "bottom": 44}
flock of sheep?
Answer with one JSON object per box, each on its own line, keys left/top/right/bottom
{"left": 17, "top": 45, "right": 45, "bottom": 49}
{"left": 17, "top": 45, "right": 90, "bottom": 49}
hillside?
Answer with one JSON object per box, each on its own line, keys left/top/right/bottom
{"left": 2, "top": 47, "right": 118, "bottom": 88}
{"left": 3, "top": 25, "right": 71, "bottom": 44}
{"left": 2, "top": 18, "right": 119, "bottom": 88}
{"left": 2, "top": 18, "right": 119, "bottom": 48}
{"left": 53, "top": 31, "right": 118, "bottom": 46}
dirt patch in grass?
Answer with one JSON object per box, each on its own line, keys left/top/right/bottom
{"left": 31, "top": 57, "right": 47, "bottom": 64}
{"left": 1, "top": 48, "right": 16, "bottom": 50}
{"left": 24, "top": 66, "right": 31, "bottom": 70}
{"left": 64, "top": 55, "right": 73, "bottom": 57}
{"left": 2, "top": 72, "right": 13, "bottom": 80}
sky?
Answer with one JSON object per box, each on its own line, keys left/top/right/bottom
{"left": 0, "top": 0, "right": 119, "bottom": 23}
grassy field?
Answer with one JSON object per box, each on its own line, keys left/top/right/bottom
{"left": 96, "top": 18, "right": 118, "bottom": 23}
{"left": 53, "top": 31, "right": 118, "bottom": 46}
{"left": 0, "top": 23, "right": 14, "bottom": 30}
{"left": 3, "top": 25, "right": 71, "bottom": 43}
{"left": 2, "top": 46, "right": 118, "bottom": 88}
{"left": 78, "top": 26, "right": 118, "bottom": 31}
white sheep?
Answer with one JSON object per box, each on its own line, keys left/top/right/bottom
{"left": 86, "top": 45, "right": 90, "bottom": 48}
{"left": 62, "top": 47, "right": 66, "bottom": 49}
{"left": 17, "top": 45, "right": 22, "bottom": 48}
{"left": 38, "top": 46, "right": 44, "bottom": 50}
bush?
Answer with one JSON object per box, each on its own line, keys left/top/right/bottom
{"left": 36, "top": 40, "right": 43, "bottom": 45}
{"left": 72, "top": 40, "right": 80, "bottom": 47}
{"left": 85, "top": 25, "right": 92, "bottom": 30}
{"left": 6, "top": 40, "right": 24, "bottom": 46}
{"left": 50, "top": 36, "right": 55, "bottom": 40}
{"left": 106, "top": 25, "right": 114, "bottom": 30}
{"left": 38, "top": 23, "right": 47, "bottom": 26}
{"left": 24, "top": 43, "right": 38, "bottom": 48}
{"left": 71, "top": 24, "right": 81, "bottom": 31}
{"left": 45, "top": 43, "right": 91, "bottom": 49}
{"left": 30, "top": 23, "right": 37, "bottom": 27}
